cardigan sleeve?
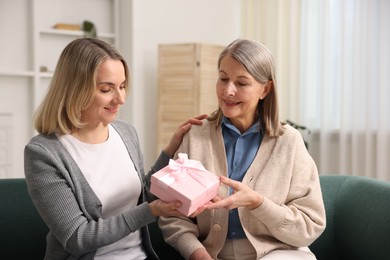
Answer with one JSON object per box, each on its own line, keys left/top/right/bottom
{"left": 240, "top": 127, "right": 326, "bottom": 248}
{"left": 246, "top": 159, "right": 326, "bottom": 247}
{"left": 158, "top": 216, "right": 204, "bottom": 260}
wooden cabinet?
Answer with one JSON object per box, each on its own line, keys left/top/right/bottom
{"left": 157, "top": 43, "right": 224, "bottom": 153}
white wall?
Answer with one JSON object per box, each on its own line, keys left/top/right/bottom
{"left": 0, "top": 0, "right": 33, "bottom": 178}
{"left": 120, "top": 0, "right": 241, "bottom": 169}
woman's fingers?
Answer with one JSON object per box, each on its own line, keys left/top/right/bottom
{"left": 163, "top": 114, "right": 207, "bottom": 156}
{"left": 220, "top": 175, "right": 242, "bottom": 191}
{"left": 181, "top": 114, "right": 208, "bottom": 128}
{"left": 189, "top": 203, "right": 209, "bottom": 218}
{"left": 192, "top": 113, "right": 208, "bottom": 121}
{"left": 206, "top": 176, "right": 263, "bottom": 210}
{"left": 206, "top": 197, "right": 234, "bottom": 210}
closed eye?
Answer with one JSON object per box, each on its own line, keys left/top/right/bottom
{"left": 219, "top": 77, "right": 229, "bottom": 83}
{"left": 100, "top": 88, "right": 111, "bottom": 93}
{"left": 237, "top": 81, "right": 249, "bottom": 87}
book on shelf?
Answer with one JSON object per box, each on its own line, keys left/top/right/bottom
{"left": 53, "top": 23, "right": 81, "bottom": 31}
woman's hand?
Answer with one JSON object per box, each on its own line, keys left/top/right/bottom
{"left": 163, "top": 114, "right": 208, "bottom": 157}
{"left": 189, "top": 248, "right": 213, "bottom": 260}
{"left": 149, "top": 199, "right": 184, "bottom": 217}
{"left": 206, "top": 176, "right": 264, "bottom": 210}
{"left": 188, "top": 202, "right": 211, "bottom": 218}
{"left": 149, "top": 198, "right": 209, "bottom": 218}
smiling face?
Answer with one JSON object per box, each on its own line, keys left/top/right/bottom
{"left": 216, "top": 55, "right": 271, "bottom": 133}
{"left": 81, "top": 59, "right": 126, "bottom": 128}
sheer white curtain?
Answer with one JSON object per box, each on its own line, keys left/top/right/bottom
{"left": 241, "top": 0, "right": 390, "bottom": 180}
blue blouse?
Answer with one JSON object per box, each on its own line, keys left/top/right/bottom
{"left": 221, "top": 116, "right": 262, "bottom": 239}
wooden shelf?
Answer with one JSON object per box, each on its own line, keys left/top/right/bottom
{"left": 0, "top": 70, "right": 34, "bottom": 77}
{"left": 39, "top": 28, "right": 115, "bottom": 39}
{"left": 39, "top": 72, "right": 53, "bottom": 78}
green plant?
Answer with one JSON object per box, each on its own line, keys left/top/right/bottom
{"left": 82, "top": 20, "right": 97, "bottom": 38}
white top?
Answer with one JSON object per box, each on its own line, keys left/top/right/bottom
{"left": 58, "top": 124, "right": 147, "bottom": 260}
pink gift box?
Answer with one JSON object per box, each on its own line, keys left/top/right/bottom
{"left": 150, "top": 153, "right": 219, "bottom": 216}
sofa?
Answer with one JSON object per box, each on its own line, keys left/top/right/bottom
{"left": 1, "top": 175, "right": 390, "bottom": 260}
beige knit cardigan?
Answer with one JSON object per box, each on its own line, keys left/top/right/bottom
{"left": 159, "top": 120, "right": 326, "bottom": 260}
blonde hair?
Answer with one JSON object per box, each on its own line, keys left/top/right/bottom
{"left": 209, "top": 39, "right": 284, "bottom": 137}
{"left": 34, "top": 38, "right": 129, "bottom": 135}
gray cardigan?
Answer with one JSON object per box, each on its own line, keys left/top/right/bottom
{"left": 24, "top": 120, "right": 169, "bottom": 260}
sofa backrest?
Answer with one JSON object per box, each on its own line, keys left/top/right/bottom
{"left": 310, "top": 175, "right": 390, "bottom": 260}
{"left": 2, "top": 176, "right": 389, "bottom": 260}
{"left": 0, "top": 178, "right": 48, "bottom": 260}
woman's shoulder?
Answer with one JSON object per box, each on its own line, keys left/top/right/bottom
{"left": 25, "top": 133, "right": 69, "bottom": 163}
{"left": 27, "top": 133, "right": 60, "bottom": 148}
{"left": 280, "top": 123, "right": 302, "bottom": 139}
{"left": 274, "top": 123, "right": 309, "bottom": 154}
{"left": 188, "top": 118, "right": 216, "bottom": 135}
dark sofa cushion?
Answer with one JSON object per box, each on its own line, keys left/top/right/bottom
{"left": 310, "top": 175, "right": 390, "bottom": 260}
{"left": 0, "top": 178, "right": 48, "bottom": 260}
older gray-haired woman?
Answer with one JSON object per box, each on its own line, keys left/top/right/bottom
{"left": 159, "top": 39, "right": 326, "bottom": 260}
